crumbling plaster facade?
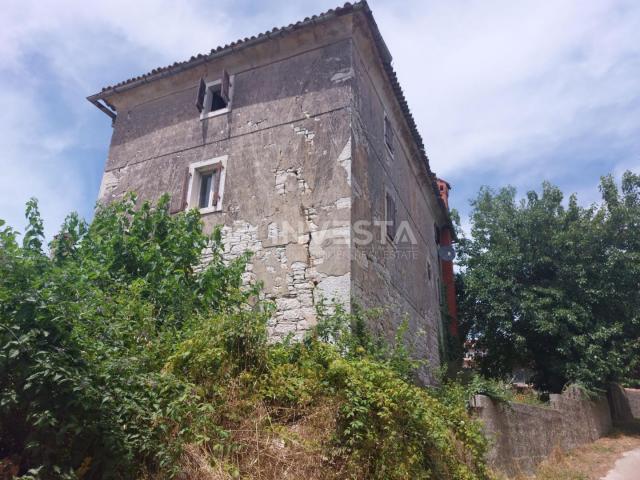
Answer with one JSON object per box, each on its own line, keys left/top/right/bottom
{"left": 93, "top": 5, "right": 450, "bottom": 382}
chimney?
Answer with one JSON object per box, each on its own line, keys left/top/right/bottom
{"left": 436, "top": 178, "right": 451, "bottom": 209}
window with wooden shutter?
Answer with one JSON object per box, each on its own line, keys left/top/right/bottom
{"left": 386, "top": 192, "right": 396, "bottom": 241}
{"left": 384, "top": 113, "right": 394, "bottom": 156}
{"left": 186, "top": 156, "right": 228, "bottom": 213}
{"left": 198, "top": 73, "right": 233, "bottom": 119}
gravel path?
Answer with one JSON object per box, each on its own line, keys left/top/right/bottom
{"left": 601, "top": 448, "right": 640, "bottom": 480}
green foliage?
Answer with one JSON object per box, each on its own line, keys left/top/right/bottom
{"left": 0, "top": 194, "right": 251, "bottom": 478}
{"left": 442, "top": 373, "right": 514, "bottom": 405}
{"left": 326, "top": 357, "right": 490, "bottom": 479}
{"left": 256, "top": 308, "right": 492, "bottom": 479}
{"left": 458, "top": 172, "right": 640, "bottom": 392}
{"left": 0, "top": 194, "right": 492, "bottom": 480}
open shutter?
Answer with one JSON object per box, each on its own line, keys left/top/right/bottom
{"left": 212, "top": 164, "right": 223, "bottom": 206}
{"left": 195, "top": 78, "right": 206, "bottom": 112}
{"left": 221, "top": 69, "right": 230, "bottom": 104}
{"left": 170, "top": 167, "right": 191, "bottom": 213}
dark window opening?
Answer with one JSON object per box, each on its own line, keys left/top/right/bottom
{"left": 208, "top": 85, "right": 227, "bottom": 112}
{"left": 384, "top": 114, "right": 394, "bottom": 155}
{"left": 386, "top": 193, "right": 396, "bottom": 241}
{"left": 427, "top": 261, "right": 432, "bottom": 281}
{"left": 199, "top": 173, "right": 213, "bottom": 208}
{"left": 434, "top": 223, "right": 441, "bottom": 245}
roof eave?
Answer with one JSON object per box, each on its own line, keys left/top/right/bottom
{"left": 87, "top": 2, "right": 363, "bottom": 102}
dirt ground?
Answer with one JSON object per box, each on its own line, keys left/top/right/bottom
{"left": 509, "top": 431, "right": 640, "bottom": 480}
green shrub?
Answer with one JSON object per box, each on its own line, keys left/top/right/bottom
{"left": 0, "top": 195, "right": 250, "bottom": 478}
{"left": 326, "top": 357, "right": 490, "bottom": 480}
{"left": 0, "top": 195, "right": 492, "bottom": 480}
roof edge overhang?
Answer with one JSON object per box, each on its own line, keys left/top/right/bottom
{"left": 87, "top": 2, "right": 366, "bottom": 103}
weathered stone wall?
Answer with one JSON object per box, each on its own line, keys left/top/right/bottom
{"left": 609, "top": 384, "right": 640, "bottom": 427}
{"left": 472, "top": 386, "right": 612, "bottom": 476}
{"left": 98, "top": 27, "right": 355, "bottom": 339}
{"left": 96, "top": 9, "right": 446, "bottom": 357}
{"left": 349, "top": 21, "right": 447, "bottom": 383}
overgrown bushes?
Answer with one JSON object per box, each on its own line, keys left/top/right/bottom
{"left": 0, "top": 195, "right": 492, "bottom": 479}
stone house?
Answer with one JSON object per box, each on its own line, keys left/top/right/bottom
{"left": 88, "top": 1, "right": 456, "bottom": 382}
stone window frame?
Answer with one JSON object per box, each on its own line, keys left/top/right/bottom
{"left": 185, "top": 155, "right": 228, "bottom": 214}
{"left": 200, "top": 75, "right": 235, "bottom": 120}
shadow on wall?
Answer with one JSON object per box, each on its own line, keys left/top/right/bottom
{"left": 609, "top": 384, "right": 640, "bottom": 431}
{"left": 108, "top": 39, "right": 352, "bottom": 147}
{"left": 471, "top": 386, "right": 612, "bottom": 477}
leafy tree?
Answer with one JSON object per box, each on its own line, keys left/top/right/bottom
{"left": 458, "top": 172, "right": 640, "bottom": 392}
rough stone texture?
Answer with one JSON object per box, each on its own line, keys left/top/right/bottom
{"left": 94, "top": 9, "right": 448, "bottom": 368}
{"left": 609, "top": 384, "right": 640, "bottom": 427}
{"left": 349, "top": 21, "right": 448, "bottom": 383}
{"left": 472, "top": 386, "right": 613, "bottom": 476}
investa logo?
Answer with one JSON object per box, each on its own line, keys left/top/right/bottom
{"left": 266, "top": 220, "right": 418, "bottom": 246}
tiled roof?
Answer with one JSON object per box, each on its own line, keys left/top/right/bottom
{"left": 89, "top": 2, "right": 365, "bottom": 97}
{"left": 88, "top": 1, "right": 454, "bottom": 234}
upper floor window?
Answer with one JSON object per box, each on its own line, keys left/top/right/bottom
{"left": 196, "top": 70, "right": 232, "bottom": 119}
{"left": 385, "top": 191, "right": 396, "bottom": 241}
{"left": 186, "top": 155, "right": 228, "bottom": 214}
{"left": 384, "top": 112, "right": 394, "bottom": 157}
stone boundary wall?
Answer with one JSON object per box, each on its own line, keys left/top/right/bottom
{"left": 471, "top": 386, "right": 612, "bottom": 476}
{"left": 609, "top": 384, "right": 640, "bottom": 427}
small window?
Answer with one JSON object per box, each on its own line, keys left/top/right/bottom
{"left": 385, "top": 191, "right": 396, "bottom": 241}
{"left": 434, "top": 223, "right": 441, "bottom": 245}
{"left": 186, "top": 156, "right": 228, "bottom": 213}
{"left": 384, "top": 113, "right": 394, "bottom": 156}
{"left": 196, "top": 70, "right": 232, "bottom": 119}
{"left": 427, "top": 260, "right": 432, "bottom": 281}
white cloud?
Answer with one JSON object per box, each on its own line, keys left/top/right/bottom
{"left": 0, "top": 0, "right": 638, "bottom": 238}
{"left": 0, "top": 86, "right": 82, "bottom": 237}
{"left": 0, "top": 0, "right": 279, "bottom": 237}
{"left": 376, "top": 0, "right": 640, "bottom": 178}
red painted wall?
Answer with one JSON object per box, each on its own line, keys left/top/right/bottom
{"left": 436, "top": 179, "right": 458, "bottom": 337}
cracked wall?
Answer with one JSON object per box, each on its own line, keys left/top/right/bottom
{"left": 95, "top": 10, "right": 447, "bottom": 376}
{"left": 98, "top": 29, "right": 353, "bottom": 339}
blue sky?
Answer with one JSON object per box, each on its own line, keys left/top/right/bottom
{"left": 1, "top": 0, "right": 639, "bottom": 238}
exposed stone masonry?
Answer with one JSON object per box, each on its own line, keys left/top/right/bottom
{"left": 91, "top": 5, "right": 450, "bottom": 381}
